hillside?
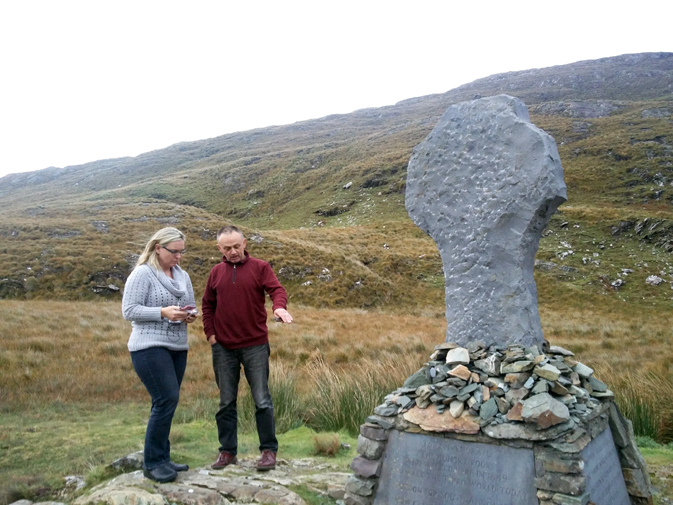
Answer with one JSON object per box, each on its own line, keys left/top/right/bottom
{"left": 1, "top": 52, "right": 672, "bottom": 313}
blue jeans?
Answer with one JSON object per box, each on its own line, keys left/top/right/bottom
{"left": 211, "top": 342, "right": 277, "bottom": 455}
{"left": 131, "top": 346, "right": 187, "bottom": 470}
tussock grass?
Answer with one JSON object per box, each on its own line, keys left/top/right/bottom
{"left": 596, "top": 366, "right": 673, "bottom": 443}
{"left": 313, "top": 433, "right": 341, "bottom": 457}
{"left": 304, "top": 356, "right": 418, "bottom": 435}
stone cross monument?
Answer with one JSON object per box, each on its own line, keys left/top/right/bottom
{"left": 345, "top": 95, "right": 652, "bottom": 505}
{"left": 406, "top": 95, "right": 567, "bottom": 348}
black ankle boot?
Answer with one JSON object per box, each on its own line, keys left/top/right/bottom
{"left": 167, "top": 460, "right": 189, "bottom": 472}
{"left": 143, "top": 464, "right": 177, "bottom": 482}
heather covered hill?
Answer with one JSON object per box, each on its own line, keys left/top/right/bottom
{"left": 0, "top": 52, "right": 672, "bottom": 311}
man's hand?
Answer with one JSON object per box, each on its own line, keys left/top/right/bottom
{"left": 207, "top": 335, "right": 217, "bottom": 345}
{"left": 273, "top": 308, "right": 293, "bottom": 323}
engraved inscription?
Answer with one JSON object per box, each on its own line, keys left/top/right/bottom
{"left": 374, "top": 431, "right": 537, "bottom": 505}
{"left": 581, "top": 426, "right": 630, "bottom": 505}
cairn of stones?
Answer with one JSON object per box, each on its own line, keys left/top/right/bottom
{"left": 345, "top": 96, "right": 653, "bottom": 505}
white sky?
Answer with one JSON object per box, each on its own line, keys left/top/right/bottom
{"left": 0, "top": 0, "right": 671, "bottom": 179}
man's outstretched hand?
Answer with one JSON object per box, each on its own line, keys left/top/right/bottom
{"left": 273, "top": 308, "right": 293, "bottom": 323}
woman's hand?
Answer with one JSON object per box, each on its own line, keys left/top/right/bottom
{"left": 161, "top": 306, "right": 188, "bottom": 321}
{"left": 185, "top": 313, "right": 198, "bottom": 324}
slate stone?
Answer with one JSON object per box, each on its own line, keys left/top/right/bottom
{"left": 373, "top": 403, "right": 398, "bottom": 417}
{"left": 580, "top": 427, "right": 630, "bottom": 505}
{"left": 501, "top": 360, "right": 535, "bottom": 373}
{"left": 406, "top": 95, "right": 566, "bottom": 348}
{"left": 346, "top": 475, "right": 377, "bottom": 497}
{"left": 534, "top": 364, "right": 561, "bottom": 382}
{"left": 351, "top": 456, "right": 382, "bottom": 479}
{"left": 403, "top": 405, "right": 480, "bottom": 434}
{"left": 403, "top": 369, "right": 430, "bottom": 388}
{"left": 446, "top": 347, "right": 470, "bottom": 364}
{"left": 572, "top": 362, "right": 594, "bottom": 378}
{"left": 373, "top": 430, "right": 537, "bottom": 505}
{"left": 360, "top": 425, "right": 388, "bottom": 441}
{"left": 521, "top": 393, "right": 570, "bottom": 428}
{"left": 474, "top": 355, "right": 501, "bottom": 375}
{"left": 587, "top": 376, "right": 607, "bottom": 392}
{"left": 480, "top": 397, "right": 498, "bottom": 421}
{"left": 532, "top": 379, "right": 549, "bottom": 395}
{"left": 357, "top": 435, "right": 386, "bottom": 460}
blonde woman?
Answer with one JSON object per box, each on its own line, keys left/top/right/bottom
{"left": 122, "top": 227, "right": 197, "bottom": 483}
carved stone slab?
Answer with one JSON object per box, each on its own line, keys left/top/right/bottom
{"left": 581, "top": 426, "right": 630, "bottom": 505}
{"left": 374, "top": 430, "right": 537, "bottom": 505}
{"left": 406, "top": 95, "right": 567, "bottom": 347}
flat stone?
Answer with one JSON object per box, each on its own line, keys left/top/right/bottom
{"left": 622, "top": 468, "right": 651, "bottom": 498}
{"left": 550, "top": 382, "right": 569, "bottom": 395}
{"left": 109, "top": 451, "right": 144, "bottom": 471}
{"left": 449, "top": 400, "right": 465, "bottom": 418}
{"left": 504, "top": 373, "right": 532, "bottom": 389}
{"left": 485, "top": 419, "right": 576, "bottom": 441}
{"left": 534, "top": 364, "right": 561, "bottom": 382}
{"left": 581, "top": 426, "right": 631, "bottom": 504}
{"left": 473, "top": 355, "right": 501, "bottom": 375}
{"left": 350, "top": 456, "right": 382, "bottom": 478}
{"left": 403, "top": 369, "right": 430, "bottom": 388}
{"left": 501, "top": 360, "right": 535, "bottom": 373}
{"left": 448, "top": 364, "right": 472, "bottom": 380}
{"left": 159, "top": 483, "right": 230, "bottom": 505}
{"left": 345, "top": 475, "right": 376, "bottom": 497}
{"left": 364, "top": 416, "right": 394, "bottom": 430}
{"left": 446, "top": 347, "right": 470, "bottom": 364}
{"left": 548, "top": 346, "right": 574, "bottom": 356}
{"left": 405, "top": 94, "right": 566, "bottom": 348}
{"left": 572, "top": 362, "right": 594, "bottom": 378}
{"left": 506, "top": 401, "right": 524, "bottom": 421}
{"left": 360, "top": 425, "right": 388, "bottom": 441}
{"left": 550, "top": 493, "right": 590, "bottom": 505}
{"left": 480, "top": 397, "right": 498, "bottom": 421}
{"left": 587, "top": 376, "right": 607, "bottom": 392}
{"left": 532, "top": 379, "right": 549, "bottom": 395}
{"left": 438, "top": 385, "right": 460, "bottom": 398}
{"left": 403, "top": 404, "right": 480, "bottom": 434}
{"left": 534, "top": 449, "right": 584, "bottom": 474}
{"left": 521, "top": 393, "right": 570, "bottom": 428}
{"left": 357, "top": 436, "right": 386, "bottom": 460}
{"left": 373, "top": 403, "right": 398, "bottom": 417}
{"left": 344, "top": 493, "right": 373, "bottom": 505}
{"left": 505, "top": 386, "right": 530, "bottom": 405}
{"left": 73, "top": 485, "right": 165, "bottom": 505}
{"left": 534, "top": 473, "right": 586, "bottom": 496}
{"left": 373, "top": 430, "right": 537, "bottom": 505}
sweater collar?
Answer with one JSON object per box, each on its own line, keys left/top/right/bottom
{"left": 222, "top": 250, "right": 250, "bottom": 265}
{"left": 146, "top": 264, "right": 187, "bottom": 298}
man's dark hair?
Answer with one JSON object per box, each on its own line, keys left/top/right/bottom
{"left": 217, "top": 225, "right": 244, "bottom": 239}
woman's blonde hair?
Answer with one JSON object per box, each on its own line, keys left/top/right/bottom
{"left": 136, "top": 227, "right": 186, "bottom": 270}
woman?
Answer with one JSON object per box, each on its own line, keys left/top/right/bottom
{"left": 122, "top": 227, "right": 197, "bottom": 483}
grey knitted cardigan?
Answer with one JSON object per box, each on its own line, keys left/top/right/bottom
{"left": 122, "top": 263, "right": 196, "bottom": 352}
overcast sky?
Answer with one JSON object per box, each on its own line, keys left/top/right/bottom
{"left": 0, "top": 0, "right": 671, "bottom": 179}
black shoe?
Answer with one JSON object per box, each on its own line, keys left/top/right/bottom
{"left": 143, "top": 464, "right": 178, "bottom": 483}
{"left": 167, "top": 460, "right": 189, "bottom": 472}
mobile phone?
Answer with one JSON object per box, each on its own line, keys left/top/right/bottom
{"left": 180, "top": 305, "right": 196, "bottom": 311}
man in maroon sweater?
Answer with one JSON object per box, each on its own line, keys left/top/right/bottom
{"left": 202, "top": 225, "right": 292, "bottom": 471}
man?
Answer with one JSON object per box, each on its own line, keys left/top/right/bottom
{"left": 202, "top": 225, "right": 293, "bottom": 471}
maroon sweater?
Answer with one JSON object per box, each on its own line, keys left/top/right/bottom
{"left": 201, "top": 252, "right": 287, "bottom": 349}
